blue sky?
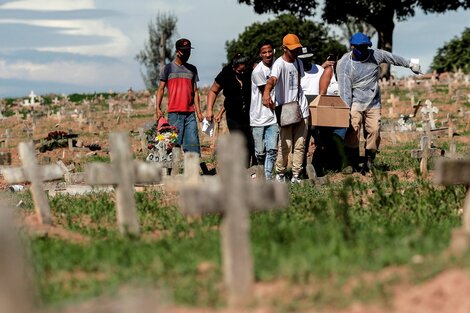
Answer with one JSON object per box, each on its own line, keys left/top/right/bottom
{"left": 0, "top": 0, "right": 468, "bottom": 98}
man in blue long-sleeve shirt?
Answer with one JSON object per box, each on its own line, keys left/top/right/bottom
{"left": 337, "top": 32, "right": 421, "bottom": 173}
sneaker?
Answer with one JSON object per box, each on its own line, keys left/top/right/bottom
{"left": 291, "top": 176, "right": 302, "bottom": 184}
{"left": 275, "top": 174, "right": 285, "bottom": 182}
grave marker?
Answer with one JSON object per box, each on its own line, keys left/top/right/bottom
{"left": 1, "top": 142, "right": 63, "bottom": 225}
{"left": 420, "top": 99, "right": 438, "bottom": 129}
{"left": 410, "top": 136, "right": 444, "bottom": 176}
{"left": 180, "top": 133, "right": 288, "bottom": 307}
{"left": 85, "top": 132, "right": 163, "bottom": 236}
{"left": 435, "top": 159, "right": 470, "bottom": 253}
{"left": 0, "top": 197, "right": 35, "bottom": 313}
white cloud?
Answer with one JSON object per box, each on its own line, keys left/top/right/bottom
{"left": 0, "top": 18, "right": 130, "bottom": 57}
{"left": 0, "top": 0, "right": 95, "bottom": 11}
{"left": 0, "top": 58, "right": 137, "bottom": 87}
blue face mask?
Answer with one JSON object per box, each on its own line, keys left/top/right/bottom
{"left": 352, "top": 47, "right": 369, "bottom": 61}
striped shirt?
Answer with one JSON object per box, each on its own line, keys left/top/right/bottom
{"left": 160, "top": 62, "right": 199, "bottom": 112}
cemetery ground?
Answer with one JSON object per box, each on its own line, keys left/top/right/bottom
{"left": 1, "top": 77, "right": 470, "bottom": 313}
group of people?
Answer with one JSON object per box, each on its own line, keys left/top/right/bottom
{"left": 156, "top": 33, "right": 421, "bottom": 182}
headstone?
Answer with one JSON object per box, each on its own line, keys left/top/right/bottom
{"left": 179, "top": 133, "right": 288, "bottom": 307}
{"left": 1, "top": 142, "right": 63, "bottom": 225}
{"left": 85, "top": 132, "right": 163, "bottom": 236}
{"left": 435, "top": 159, "right": 470, "bottom": 253}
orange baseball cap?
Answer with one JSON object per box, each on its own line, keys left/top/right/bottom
{"left": 283, "top": 34, "right": 302, "bottom": 50}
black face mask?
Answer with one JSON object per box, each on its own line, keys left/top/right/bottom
{"left": 352, "top": 46, "right": 370, "bottom": 61}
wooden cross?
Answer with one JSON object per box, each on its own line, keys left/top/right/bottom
{"left": 179, "top": 133, "right": 289, "bottom": 308}
{"left": 435, "top": 159, "right": 470, "bottom": 253}
{"left": 0, "top": 197, "right": 35, "bottom": 313}
{"left": 85, "top": 132, "right": 163, "bottom": 236}
{"left": 410, "top": 136, "right": 444, "bottom": 176}
{"left": 1, "top": 142, "right": 63, "bottom": 225}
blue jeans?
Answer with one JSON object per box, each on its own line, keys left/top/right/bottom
{"left": 252, "top": 123, "right": 279, "bottom": 179}
{"left": 168, "top": 112, "right": 200, "bottom": 154}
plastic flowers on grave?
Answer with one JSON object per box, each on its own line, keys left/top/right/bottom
{"left": 155, "top": 130, "right": 178, "bottom": 151}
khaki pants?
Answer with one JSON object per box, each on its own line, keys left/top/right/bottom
{"left": 276, "top": 118, "right": 308, "bottom": 176}
{"left": 345, "top": 107, "right": 381, "bottom": 151}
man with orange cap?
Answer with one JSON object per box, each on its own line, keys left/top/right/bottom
{"left": 263, "top": 34, "right": 309, "bottom": 183}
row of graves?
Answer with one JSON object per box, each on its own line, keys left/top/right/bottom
{"left": 0, "top": 133, "right": 288, "bottom": 309}
{"left": 0, "top": 88, "right": 160, "bottom": 167}
{"left": 1, "top": 129, "right": 470, "bottom": 310}
{"left": 379, "top": 69, "right": 470, "bottom": 168}
{"left": 0, "top": 74, "right": 469, "bottom": 310}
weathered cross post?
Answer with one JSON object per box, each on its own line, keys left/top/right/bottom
{"left": 1, "top": 142, "right": 63, "bottom": 225}
{"left": 435, "top": 159, "right": 470, "bottom": 253}
{"left": 180, "top": 133, "right": 289, "bottom": 308}
{"left": 85, "top": 132, "right": 163, "bottom": 236}
{"left": 410, "top": 136, "right": 444, "bottom": 176}
{"left": 0, "top": 195, "right": 35, "bottom": 313}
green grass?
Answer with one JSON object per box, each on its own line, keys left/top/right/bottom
{"left": 22, "top": 172, "right": 467, "bottom": 311}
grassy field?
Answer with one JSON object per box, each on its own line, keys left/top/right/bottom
{"left": 14, "top": 141, "right": 469, "bottom": 312}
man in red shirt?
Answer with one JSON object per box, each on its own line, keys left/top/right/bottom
{"left": 156, "top": 38, "right": 203, "bottom": 154}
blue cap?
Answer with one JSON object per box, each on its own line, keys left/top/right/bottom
{"left": 350, "top": 32, "right": 372, "bottom": 47}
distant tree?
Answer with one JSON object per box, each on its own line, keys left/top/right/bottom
{"left": 338, "top": 16, "right": 376, "bottom": 44}
{"left": 431, "top": 27, "right": 470, "bottom": 74}
{"left": 238, "top": 0, "right": 470, "bottom": 79}
{"left": 225, "top": 14, "right": 346, "bottom": 65}
{"left": 135, "top": 12, "right": 178, "bottom": 90}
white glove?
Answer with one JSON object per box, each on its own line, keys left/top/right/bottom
{"left": 410, "top": 62, "right": 421, "bottom": 75}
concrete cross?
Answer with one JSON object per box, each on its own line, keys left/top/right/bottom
{"left": 1, "top": 142, "right": 63, "bottom": 225}
{"left": 28, "top": 91, "right": 37, "bottom": 106}
{"left": 85, "top": 132, "right": 163, "bottom": 236}
{"left": 420, "top": 99, "right": 438, "bottom": 130}
{"left": 0, "top": 197, "right": 35, "bottom": 313}
{"left": 410, "top": 136, "right": 444, "bottom": 176}
{"left": 52, "top": 97, "right": 60, "bottom": 106}
{"left": 179, "top": 133, "right": 289, "bottom": 308}
{"left": 435, "top": 159, "right": 470, "bottom": 253}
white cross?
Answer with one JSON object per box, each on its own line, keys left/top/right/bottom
{"left": 420, "top": 99, "right": 438, "bottom": 129}
{"left": 28, "top": 91, "right": 37, "bottom": 105}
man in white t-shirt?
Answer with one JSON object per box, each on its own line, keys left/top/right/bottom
{"left": 263, "top": 34, "right": 309, "bottom": 183}
{"left": 250, "top": 39, "right": 278, "bottom": 180}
